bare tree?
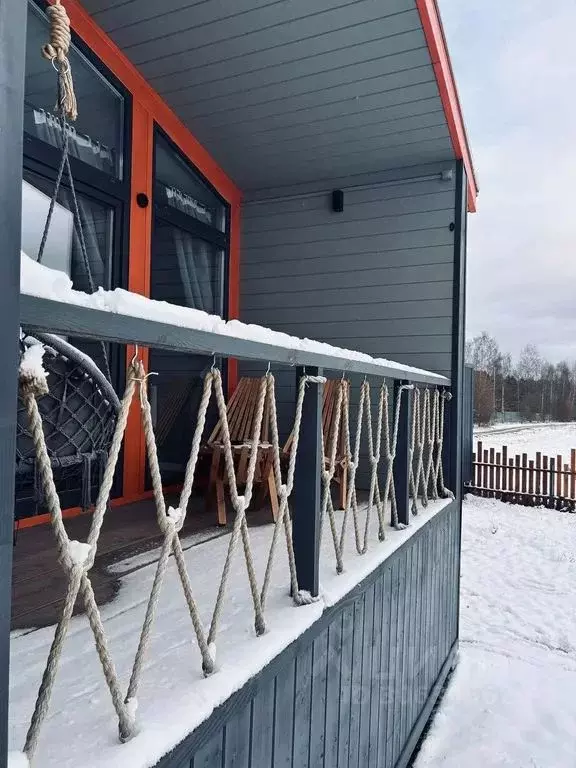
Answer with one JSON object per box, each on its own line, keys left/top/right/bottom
{"left": 466, "top": 332, "right": 500, "bottom": 373}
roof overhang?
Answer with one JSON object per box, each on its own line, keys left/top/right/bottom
{"left": 73, "top": 0, "right": 477, "bottom": 210}
{"left": 416, "top": 0, "right": 477, "bottom": 210}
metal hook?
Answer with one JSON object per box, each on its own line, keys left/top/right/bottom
{"left": 130, "top": 344, "right": 139, "bottom": 366}
{"left": 211, "top": 353, "right": 217, "bottom": 372}
{"left": 266, "top": 361, "right": 271, "bottom": 376}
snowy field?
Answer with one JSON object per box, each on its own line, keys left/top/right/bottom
{"left": 9, "top": 500, "right": 450, "bottom": 768}
{"left": 474, "top": 422, "right": 576, "bottom": 460}
{"left": 415, "top": 496, "right": 576, "bottom": 768}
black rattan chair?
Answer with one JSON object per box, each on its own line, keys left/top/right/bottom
{"left": 16, "top": 333, "right": 120, "bottom": 519}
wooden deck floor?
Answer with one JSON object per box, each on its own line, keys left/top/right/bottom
{"left": 11, "top": 493, "right": 273, "bottom": 631}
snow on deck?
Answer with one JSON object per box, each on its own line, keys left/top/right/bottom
{"left": 9, "top": 500, "right": 450, "bottom": 768}
{"left": 415, "top": 495, "right": 576, "bottom": 768}
{"left": 474, "top": 421, "right": 576, "bottom": 458}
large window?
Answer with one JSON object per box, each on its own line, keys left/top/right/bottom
{"left": 17, "top": 1, "right": 131, "bottom": 517}
{"left": 149, "top": 130, "right": 230, "bottom": 485}
{"left": 152, "top": 132, "right": 227, "bottom": 316}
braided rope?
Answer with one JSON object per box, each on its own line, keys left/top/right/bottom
{"left": 18, "top": 345, "right": 452, "bottom": 758}
{"left": 321, "top": 380, "right": 453, "bottom": 574}
{"left": 41, "top": 0, "right": 77, "bottom": 121}
{"left": 21, "top": 361, "right": 137, "bottom": 760}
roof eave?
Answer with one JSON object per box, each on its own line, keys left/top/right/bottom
{"left": 416, "top": 0, "right": 478, "bottom": 212}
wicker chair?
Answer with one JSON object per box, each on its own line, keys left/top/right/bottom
{"left": 15, "top": 333, "right": 120, "bottom": 520}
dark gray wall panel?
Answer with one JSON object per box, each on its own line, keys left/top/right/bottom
{"left": 155, "top": 501, "right": 460, "bottom": 768}
{"left": 241, "top": 163, "right": 456, "bottom": 382}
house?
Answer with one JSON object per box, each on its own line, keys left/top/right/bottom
{"left": 0, "top": 0, "right": 477, "bottom": 765}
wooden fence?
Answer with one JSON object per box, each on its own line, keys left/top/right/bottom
{"left": 469, "top": 441, "right": 576, "bottom": 510}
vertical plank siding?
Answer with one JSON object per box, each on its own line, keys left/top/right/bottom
{"left": 157, "top": 501, "right": 460, "bottom": 768}
{"left": 470, "top": 440, "right": 576, "bottom": 510}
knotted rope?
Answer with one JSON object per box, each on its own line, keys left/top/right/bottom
{"left": 42, "top": 0, "right": 77, "bottom": 121}
{"left": 18, "top": 345, "right": 453, "bottom": 761}
{"left": 21, "top": 354, "right": 137, "bottom": 761}
{"left": 321, "top": 380, "right": 453, "bottom": 575}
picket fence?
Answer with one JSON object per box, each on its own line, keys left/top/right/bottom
{"left": 470, "top": 441, "right": 576, "bottom": 510}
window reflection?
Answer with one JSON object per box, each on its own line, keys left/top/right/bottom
{"left": 22, "top": 173, "right": 113, "bottom": 292}
{"left": 25, "top": 2, "right": 124, "bottom": 178}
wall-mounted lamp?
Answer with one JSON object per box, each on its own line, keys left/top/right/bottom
{"left": 331, "top": 189, "right": 344, "bottom": 212}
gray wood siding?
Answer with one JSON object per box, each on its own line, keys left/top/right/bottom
{"left": 156, "top": 499, "right": 460, "bottom": 768}
{"left": 241, "top": 163, "right": 455, "bottom": 378}
{"left": 239, "top": 163, "right": 457, "bottom": 458}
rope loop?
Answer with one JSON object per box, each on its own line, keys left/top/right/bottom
{"left": 42, "top": 0, "right": 78, "bottom": 121}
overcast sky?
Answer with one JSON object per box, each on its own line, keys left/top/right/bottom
{"left": 439, "top": 0, "right": 576, "bottom": 363}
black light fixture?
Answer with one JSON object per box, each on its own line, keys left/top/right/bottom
{"left": 331, "top": 189, "right": 344, "bottom": 213}
{"left": 136, "top": 192, "right": 149, "bottom": 208}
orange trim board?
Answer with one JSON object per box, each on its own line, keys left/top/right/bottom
{"left": 416, "top": 0, "right": 478, "bottom": 212}
{"left": 123, "top": 102, "right": 153, "bottom": 498}
{"left": 14, "top": 485, "right": 184, "bottom": 530}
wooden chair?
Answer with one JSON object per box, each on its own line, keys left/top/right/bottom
{"left": 205, "top": 378, "right": 279, "bottom": 526}
{"left": 283, "top": 379, "right": 349, "bottom": 510}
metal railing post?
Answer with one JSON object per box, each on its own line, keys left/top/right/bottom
{"left": 292, "top": 367, "right": 323, "bottom": 596}
{"left": 0, "top": 0, "right": 27, "bottom": 763}
{"left": 393, "top": 381, "right": 412, "bottom": 526}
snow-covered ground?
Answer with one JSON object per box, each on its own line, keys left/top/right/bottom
{"left": 415, "top": 495, "right": 576, "bottom": 768}
{"left": 9, "top": 500, "right": 449, "bottom": 768}
{"left": 474, "top": 422, "right": 576, "bottom": 460}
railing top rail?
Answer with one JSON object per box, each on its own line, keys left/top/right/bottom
{"left": 20, "top": 293, "right": 450, "bottom": 386}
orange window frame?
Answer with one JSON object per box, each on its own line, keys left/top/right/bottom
{"left": 33, "top": 0, "right": 242, "bottom": 515}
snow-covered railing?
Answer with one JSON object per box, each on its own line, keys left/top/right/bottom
{"left": 14, "top": 257, "right": 453, "bottom": 766}
{"left": 20, "top": 252, "right": 449, "bottom": 387}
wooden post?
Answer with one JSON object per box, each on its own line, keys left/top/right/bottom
{"left": 495, "top": 451, "right": 501, "bottom": 494}
{"left": 549, "top": 457, "right": 555, "bottom": 509}
{"left": 571, "top": 450, "right": 576, "bottom": 501}
{"left": 393, "top": 381, "right": 412, "bottom": 526}
{"left": 521, "top": 453, "right": 528, "bottom": 495}
{"left": 0, "top": 1, "right": 26, "bottom": 763}
{"left": 535, "top": 452, "right": 541, "bottom": 504}
{"left": 542, "top": 455, "right": 549, "bottom": 499}
{"left": 489, "top": 447, "right": 495, "bottom": 491}
{"left": 502, "top": 445, "right": 508, "bottom": 492}
{"left": 528, "top": 460, "right": 534, "bottom": 499}
{"left": 514, "top": 455, "right": 521, "bottom": 499}
{"left": 556, "top": 454, "right": 563, "bottom": 500}
{"left": 292, "top": 367, "right": 323, "bottom": 596}
{"left": 477, "top": 440, "right": 483, "bottom": 488}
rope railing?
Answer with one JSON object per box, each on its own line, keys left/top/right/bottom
{"left": 320, "top": 379, "right": 453, "bottom": 574}
{"left": 15, "top": 348, "right": 451, "bottom": 765}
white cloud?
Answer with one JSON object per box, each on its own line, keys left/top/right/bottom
{"left": 440, "top": 0, "right": 576, "bottom": 362}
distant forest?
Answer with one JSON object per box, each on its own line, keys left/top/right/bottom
{"left": 466, "top": 332, "right": 576, "bottom": 425}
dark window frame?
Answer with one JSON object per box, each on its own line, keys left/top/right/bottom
{"left": 152, "top": 123, "right": 231, "bottom": 321}
{"left": 19, "top": 0, "right": 133, "bottom": 511}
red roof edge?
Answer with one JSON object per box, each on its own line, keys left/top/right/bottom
{"left": 416, "top": 0, "right": 478, "bottom": 212}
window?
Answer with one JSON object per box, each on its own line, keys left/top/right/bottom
{"left": 22, "top": 173, "right": 114, "bottom": 292}
{"left": 148, "top": 130, "right": 230, "bottom": 485}
{"left": 25, "top": 2, "right": 125, "bottom": 178}
{"left": 17, "top": 1, "right": 131, "bottom": 516}
{"left": 152, "top": 132, "right": 228, "bottom": 317}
